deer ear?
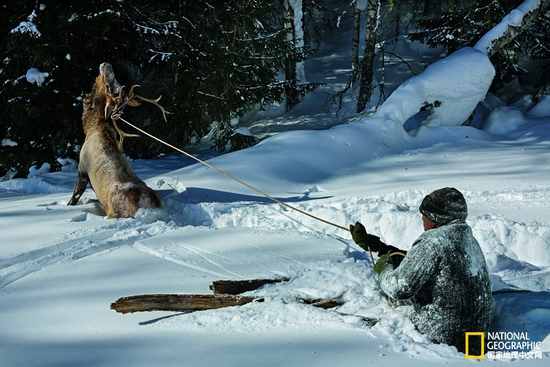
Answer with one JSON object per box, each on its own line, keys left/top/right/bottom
{"left": 125, "top": 84, "right": 141, "bottom": 107}
{"left": 126, "top": 99, "right": 141, "bottom": 107}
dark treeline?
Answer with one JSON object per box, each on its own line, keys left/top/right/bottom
{"left": 1, "top": 0, "right": 548, "bottom": 177}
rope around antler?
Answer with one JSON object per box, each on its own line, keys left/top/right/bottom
{"left": 113, "top": 113, "right": 377, "bottom": 267}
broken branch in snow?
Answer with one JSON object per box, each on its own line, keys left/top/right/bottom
{"left": 110, "top": 294, "right": 258, "bottom": 314}
{"left": 210, "top": 277, "right": 290, "bottom": 295}
{"left": 110, "top": 278, "right": 347, "bottom": 314}
{"left": 297, "top": 293, "right": 345, "bottom": 310}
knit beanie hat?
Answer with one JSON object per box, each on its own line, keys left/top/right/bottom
{"left": 419, "top": 187, "right": 468, "bottom": 226}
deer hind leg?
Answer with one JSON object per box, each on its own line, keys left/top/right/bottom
{"left": 67, "top": 171, "right": 90, "bottom": 205}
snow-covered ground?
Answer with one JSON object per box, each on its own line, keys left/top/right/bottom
{"left": 2, "top": 13, "right": 550, "bottom": 367}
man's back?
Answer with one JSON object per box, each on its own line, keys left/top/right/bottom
{"left": 380, "top": 219, "right": 494, "bottom": 352}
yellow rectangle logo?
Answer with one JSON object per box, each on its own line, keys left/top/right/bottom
{"left": 465, "top": 332, "right": 485, "bottom": 359}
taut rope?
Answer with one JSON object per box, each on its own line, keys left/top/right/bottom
{"left": 111, "top": 98, "right": 377, "bottom": 267}
{"left": 112, "top": 114, "right": 353, "bottom": 233}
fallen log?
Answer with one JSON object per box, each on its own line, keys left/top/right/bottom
{"left": 109, "top": 293, "right": 346, "bottom": 314}
{"left": 110, "top": 278, "right": 378, "bottom": 327}
{"left": 110, "top": 294, "right": 257, "bottom": 314}
{"left": 111, "top": 292, "right": 378, "bottom": 327}
{"left": 210, "top": 277, "right": 290, "bottom": 295}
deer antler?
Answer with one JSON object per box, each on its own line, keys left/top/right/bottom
{"left": 102, "top": 85, "right": 139, "bottom": 152}
{"left": 117, "top": 84, "right": 125, "bottom": 103}
{"left": 111, "top": 115, "right": 139, "bottom": 152}
{"left": 130, "top": 87, "right": 171, "bottom": 122}
{"left": 107, "top": 84, "right": 170, "bottom": 152}
{"left": 134, "top": 95, "right": 171, "bottom": 122}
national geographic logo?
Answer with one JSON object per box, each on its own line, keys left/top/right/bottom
{"left": 465, "top": 332, "right": 543, "bottom": 360}
{"left": 465, "top": 332, "right": 485, "bottom": 359}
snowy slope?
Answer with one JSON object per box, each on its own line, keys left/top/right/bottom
{"left": 2, "top": 17, "right": 550, "bottom": 367}
{"left": 2, "top": 105, "right": 550, "bottom": 366}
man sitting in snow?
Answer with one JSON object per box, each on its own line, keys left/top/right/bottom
{"left": 350, "top": 187, "right": 494, "bottom": 354}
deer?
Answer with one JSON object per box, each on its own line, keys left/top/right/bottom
{"left": 67, "top": 62, "right": 168, "bottom": 218}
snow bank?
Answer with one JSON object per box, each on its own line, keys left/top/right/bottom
{"left": 482, "top": 106, "right": 527, "bottom": 135}
{"left": 0, "top": 175, "right": 71, "bottom": 195}
{"left": 373, "top": 47, "right": 495, "bottom": 130}
{"left": 528, "top": 95, "right": 550, "bottom": 118}
{"left": 1, "top": 114, "right": 549, "bottom": 367}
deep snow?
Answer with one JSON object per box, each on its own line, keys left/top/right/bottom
{"left": 2, "top": 7, "right": 550, "bottom": 367}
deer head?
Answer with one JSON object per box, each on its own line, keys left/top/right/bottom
{"left": 95, "top": 63, "right": 140, "bottom": 121}
{"left": 85, "top": 63, "right": 170, "bottom": 151}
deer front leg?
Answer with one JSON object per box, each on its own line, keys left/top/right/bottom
{"left": 68, "top": 171, "right": 90, "bottom": 206}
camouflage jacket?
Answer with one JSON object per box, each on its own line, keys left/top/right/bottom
{"left": 379, "top": 219, "right": 494, "bottom": 353}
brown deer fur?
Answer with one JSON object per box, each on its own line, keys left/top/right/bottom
{"left": 67, "top": 63, "right": 162, "bottom": 218}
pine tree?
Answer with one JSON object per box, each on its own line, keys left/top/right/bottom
{"left": 0, "top": 1, "right": 146, "bottom": 177}
{"left": 1, "top": 0, "right": 320, "bottom": 175}
{"left": 154, "top": 0, "right": 311, "bottom": 152}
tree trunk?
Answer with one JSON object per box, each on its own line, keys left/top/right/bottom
{"left": 357, "top": 0, "right": 380, "bottom": 113}
{"left": 351, "top": 5, "right": 362, "bottom": 83}
{"left": 284, "top": 0, "right": 304, "bottom": 111}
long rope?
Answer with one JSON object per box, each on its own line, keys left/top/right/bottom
{"left": 111, "top": 98, "right": 379, "bottom": 269}
{"left": 114, "top": 114, "right": 378, "bottom": 266}
{"left": 113, "top": 114, "right": 353, "bottom": 234}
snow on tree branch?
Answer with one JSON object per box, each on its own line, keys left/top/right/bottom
{"left": 474, "top": 0, "right": 548, "bottom": 56}
{"left": 11, "top": 10, "right": 41, "bottom": 37}
{"left": 369, "top": 0, "right": 548, "bottom": 132}
{"left": 372, "top": 47, "right": 494, "bottom": 130}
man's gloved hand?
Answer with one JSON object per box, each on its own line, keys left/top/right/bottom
{"left": 350, "top": 221, "right": 381, "bottom": 252}
{"left": 374, "top": 252, "right": 393, "bottom": 275}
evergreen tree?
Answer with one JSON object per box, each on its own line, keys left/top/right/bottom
{"left": 0, "top": 1, "right": 147, "bottom": 177}
{"left": 1, "top": 0, "right": 319, "bottom": 175}
{"left": 149, "top": 0, "right": 312, "bottom": 152}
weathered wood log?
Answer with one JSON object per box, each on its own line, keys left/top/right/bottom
{"left": 109, "top": 292, "right": 381, "bottom": 329}
{"left": 298, "top": 296, "right": 345, "bottom": 310}
{"left": 210, "top": 277, "right": 290, "bottom": 295}
{"left": 110, "top": 294, "right": 257, "bottom": 314}
{"left": 110, "top": 293, "right": 349, "bottom": 314}
{"left": 111, "top": 278, "right": 351, "bottom": 315}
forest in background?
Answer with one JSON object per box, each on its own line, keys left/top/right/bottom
{"left": 1, "top": 0, "right": 549, "bottom": 178}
